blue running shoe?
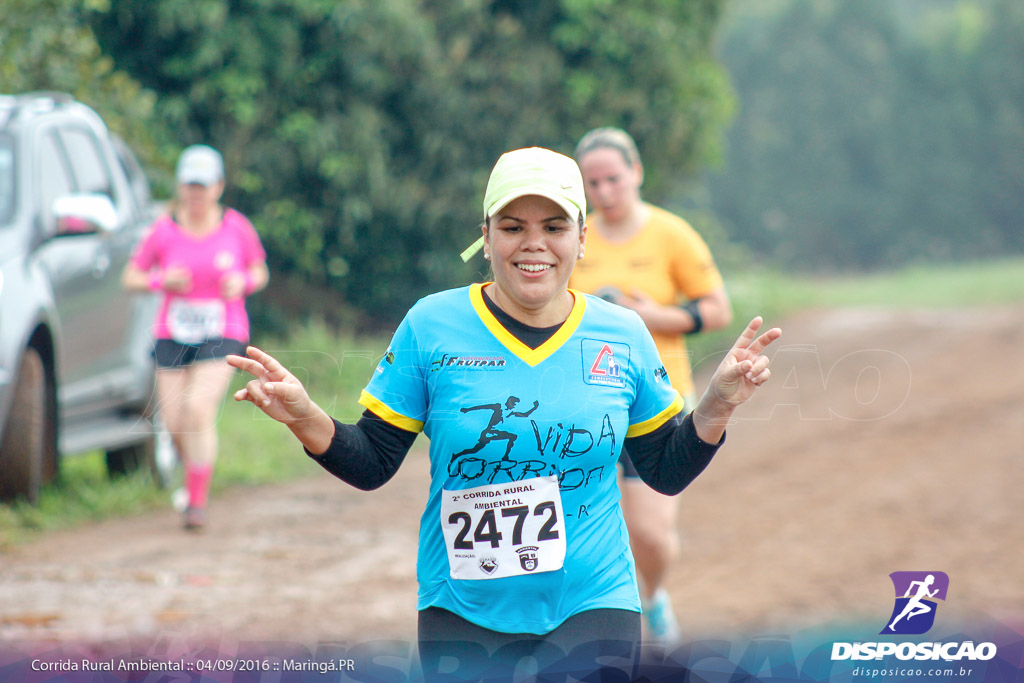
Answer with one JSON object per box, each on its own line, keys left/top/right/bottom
{"left": 642, "top": 589, "right": 681, "bottom": 646}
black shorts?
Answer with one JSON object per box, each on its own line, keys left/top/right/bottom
{"left": 417, "top": 606, "right": 641, "bottom": 680}
{"left": 154, "top": 338, "right": 247, "bottom": 369}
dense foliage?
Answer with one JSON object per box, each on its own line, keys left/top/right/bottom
{"left": 0, "top": 0, "right": 164, "bottom": 163}
{"left": 6, "top": 0, "right": 1021, "bottom": 326}
{"left": 84, "top": 0, "right": 731, "bottom": 326}
{"left": 709, "top": 0, "right": 1024, "bottom": 272}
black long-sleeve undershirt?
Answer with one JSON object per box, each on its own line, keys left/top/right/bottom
{"left": 306, "top": 286, "right": 724, "bottom": 493}
{"left": 305, "top": 410, "right": 418, "bottom": 491}
{"left": 307, "top": 407, "right": 722, "bottom": 495}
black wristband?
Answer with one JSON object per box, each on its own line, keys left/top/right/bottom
{"left": 682, "top": 299, "right": 703, "bottom": 335}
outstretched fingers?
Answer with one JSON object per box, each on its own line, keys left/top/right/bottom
{"left": 729, "top": 316, "right": 763, "bottom": 353}
{"left": 749, "top": 326, "right": 783, "bottom": 356}
{"left": 227, "top": 346, "right": 291, "bottom": 380}
{"left": 243, "top": 345, "right": 292, "bottom": 380}
{"left": 731, "top": 317, "right": 782, "bottom": 357}
{"left": 226, "top": 350, "right": 267, "bottom": 379}
{"left": 228, "top": 347, "right": 280, "bottom": 406}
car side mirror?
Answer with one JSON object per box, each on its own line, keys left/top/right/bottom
{"left": 52, "top": 193, "right": 118, "bottom": 236}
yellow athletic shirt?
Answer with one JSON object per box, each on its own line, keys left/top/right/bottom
{"left": 570, "top": 204, "right": 723, "bottom": 396}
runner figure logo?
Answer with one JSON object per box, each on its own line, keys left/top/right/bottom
{"left": 880, "top": 571, "right": 949, "bottom": 635}
{"left": 449, "top": 396, "right": 539, "bottom": 474}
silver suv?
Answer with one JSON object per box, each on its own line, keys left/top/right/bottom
{"left": 0, "top": 92, "right": 164, "bottom": 502}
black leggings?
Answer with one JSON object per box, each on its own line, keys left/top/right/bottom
{"left": 417, "top": 607, "right": 641, "bottom": 682}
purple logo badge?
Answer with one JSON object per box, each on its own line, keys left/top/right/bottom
{"left": 880, "top": 571, "right": 949, "bottom": 635}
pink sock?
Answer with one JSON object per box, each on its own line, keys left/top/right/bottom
{"left": 185, "top": 465, "right": 214, "bottom": 509}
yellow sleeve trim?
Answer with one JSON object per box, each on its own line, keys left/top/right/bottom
{"left": 626, "top": 393, "right": 686, "bottom": 438}
{"left": 358, "top": 390, "right": 424, "bottom": 433}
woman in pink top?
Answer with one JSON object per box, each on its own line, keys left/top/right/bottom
{"left": 123, "top": 145, "right": 268, "bottom": 531}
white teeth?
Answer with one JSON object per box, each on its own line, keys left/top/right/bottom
{"left": 518, "top": 264, "right": 551, "bottom": 272}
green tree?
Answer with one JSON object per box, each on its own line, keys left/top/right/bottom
{"left": 709, "top": 0, "right": 1024, "bottom": 272}
{"left": 0, "top": 0, "right": 163, "bottom": 171}
{"left": 91, "top": 0, "right": 733, "bottom": 327}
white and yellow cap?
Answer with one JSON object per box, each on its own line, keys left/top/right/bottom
{"left": 461, "top": 147, "right": 586, "bottom": 262}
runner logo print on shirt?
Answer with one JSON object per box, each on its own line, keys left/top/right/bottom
{"left": 581, "top": 339, "right": 630, "bottom": 388}
{"left": 441, "top": 475, "right": 566, "bottom": 580}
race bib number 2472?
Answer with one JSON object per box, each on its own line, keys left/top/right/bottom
{"left": 441, "top": 475, "right": 566, "bottom": 580}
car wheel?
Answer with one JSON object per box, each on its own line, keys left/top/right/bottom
{"left": 105, "top": 439, "right": 153, "bottom": 478}
{"left": 0, "top": 347, "right": 53, "bottom": 502}
{"left": 105, "top": 415, "right": 178, "bottom": 488}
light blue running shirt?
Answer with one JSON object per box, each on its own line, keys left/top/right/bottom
{"left": 359, "top": 283, "right": 684, "bottom": 634}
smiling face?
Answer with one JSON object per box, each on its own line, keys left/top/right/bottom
{"left": 577, "top": 146, "right": 643, "bottom": 224}
{"left": 484, "top": 194, "right": 586, "bottom": 326}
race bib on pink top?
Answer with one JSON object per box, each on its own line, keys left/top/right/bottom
{"left": 166, "top": 299, "right": 226, "bottom": 343}
{"left": 131, "top": 208, "right": 266, "bottom": 342}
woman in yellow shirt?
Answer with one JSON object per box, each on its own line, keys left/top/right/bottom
{"left": 570, "top": 127, "right": 732, "bottom": 646}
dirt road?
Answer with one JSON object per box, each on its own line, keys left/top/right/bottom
{"left": 1, "top": 305, "right": 1022, "bottom": 674}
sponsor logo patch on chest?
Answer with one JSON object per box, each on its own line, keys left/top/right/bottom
{"left": 581, "top": 339, "right": 630, "bottom": 387}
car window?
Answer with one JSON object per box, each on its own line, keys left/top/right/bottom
{"left": 0, "top": 135, "right": 13, "bottom": 227}
{"left": 111, "top": 134, "right": 151, "bottom": 221}
{"left": 60, "top": 127, "right": 117, "bottom": 201}
{"left": 37, "top": 131, "right": 75, "bottom": 233}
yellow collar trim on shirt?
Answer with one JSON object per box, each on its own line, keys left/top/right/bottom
{"left": 470, "top": 283, "right": 586, "bottom": 367}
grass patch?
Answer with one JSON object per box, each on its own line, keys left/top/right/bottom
{"left": 0, "top": 453, "right": 168, "bottom": 547}
{"left": 688, "top": 256, "right": 1024, "bottom": 369}
{"left": 3, "top": 256, "right": 1023, "bottom": 545}
{"left": 779, "top": 257, "right": 1024, "bottom": 309}
{"left": 0, "top": 322, "right": 389, "bottom": 549}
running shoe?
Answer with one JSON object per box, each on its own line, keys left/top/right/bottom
{"left": 642, "top": 589, "right": 682, "bottom": 646}
{"left": 183, "top": 506, "right": 206, "bottom": 532}
{"left": 171, "top": 487, "right": 188, "bottom": 513}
